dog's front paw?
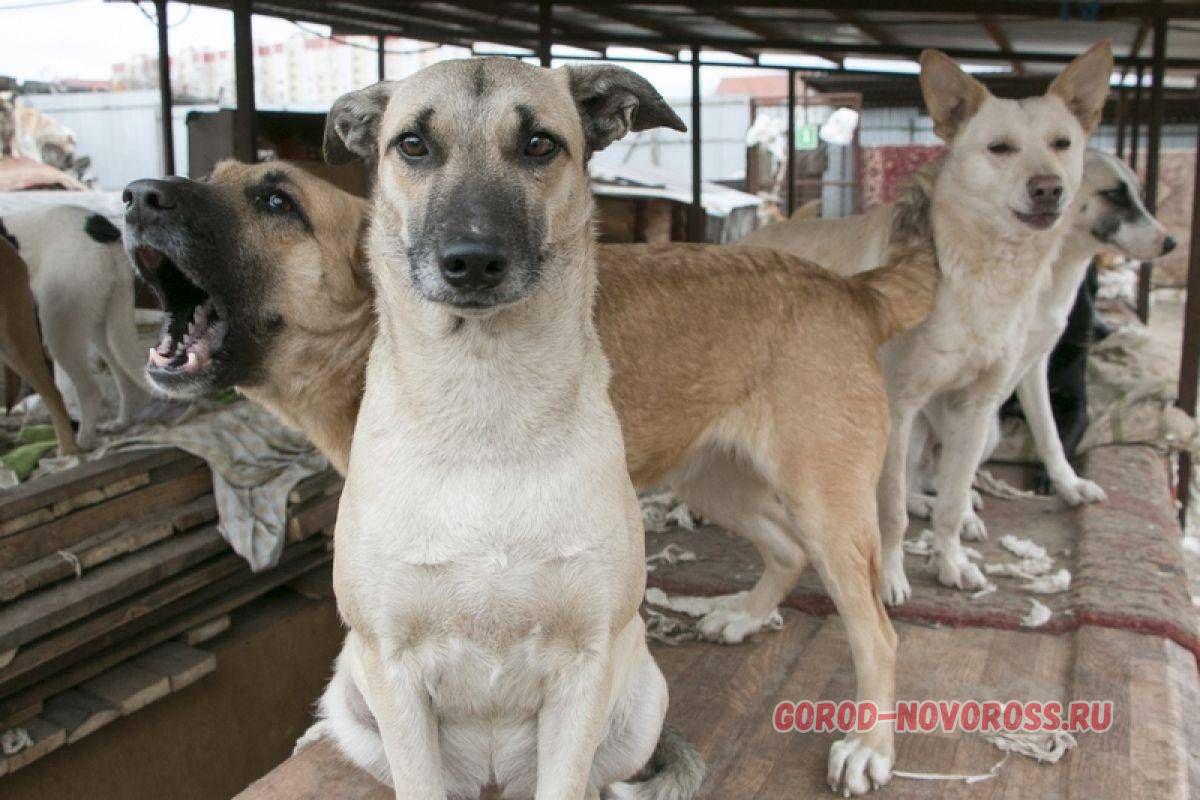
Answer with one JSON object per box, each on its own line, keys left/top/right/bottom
{"left": 75, "top": 429, "right": 98, "bottom": 450}
{"left": 1056, "top": 477, "right": 1106, "bottom": 506}
{"left": 880, "top": 551, "right": 911, "bottom": 606}
{"left": 960, "top": 511, "right": 987, "bottom": 541}
{"left": 827, "top": 736, "right": 892, "bottom": 796}
{"left": 936, "top": 551, "right": 991, "bottom": 592}
{"left": 697, "top": 604, "right": 783, "bottom": 644}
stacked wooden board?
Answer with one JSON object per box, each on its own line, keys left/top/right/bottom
{"left": 0, "top": 448, "right": 342, "bottom": 778}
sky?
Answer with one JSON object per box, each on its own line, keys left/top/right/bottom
{"left": 0, "top": 0, "right": 796, "bottom": 100}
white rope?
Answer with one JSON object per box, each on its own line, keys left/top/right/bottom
{"left": 894, "top": 731, "right": 1076, "bottom": 785}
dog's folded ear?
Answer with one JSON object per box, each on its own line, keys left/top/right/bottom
{"left": 564, "top": 65, "right": 687, "bottom": 155}
{"left": 1048, "top": 41, "right": 1114, "bottom": 135}
{"left": 918, "top": 49, "right": 990, "bottom": 142}
{"left": 324, "top": 82, "right": 396, "bottom": 166}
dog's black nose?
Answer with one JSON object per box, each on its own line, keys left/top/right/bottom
{"left": 1027, "top": 175, "right": 1063, "bottom": 205}
{"left": 123, "top": 179, "right": 179, "bottom": 220}
{"left": 1162, "top": 236, "right": 1177, "bottom": 255}
{"left": 439, "top": 241, "right": 509, "bottom": 290}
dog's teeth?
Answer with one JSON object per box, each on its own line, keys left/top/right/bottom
{"left": 185, "top": 351, "right": 200, "bottom": 371}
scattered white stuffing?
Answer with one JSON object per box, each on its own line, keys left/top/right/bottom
{"left": 639, "top": 490, "right": 700, "bottom": 533}
{"left": 903, "top": 529, "right": 936, "bottom": 556}
{"left": 1181, "top": 535, "right": 1200, "bottom": 556}
{"left": 1, "top": 727, "right": 33, "bottom": 756}
{"left": 974, "top": 470, "right": 1035, "bottom": 500}
{"left": 984, "top": 556, "right": 1055, "bottom": 579}
{"left": 971, "top": 584, "right": 997, "bottom": 600}
{"left": 1020, "top": 599, "right": 1053, "bottom": 628}
{"left": 645, "top": 543, "right": 697, "bottom": 572}
{"left": 1022, "top": 569, "right": 1072, "bottom": 594}
{"left": 1000, "top": 534, "right": 1047, "bottom": 560}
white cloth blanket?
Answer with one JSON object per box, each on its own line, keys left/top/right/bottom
{"left": 99, "top": 399, "right": 328, "bottom": 571}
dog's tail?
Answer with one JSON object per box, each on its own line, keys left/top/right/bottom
{"left": 608, "top": 725, "right": 706, "bottom": 800}
{"left": 848, "top": 161, "right": 941, "bottom": 343}
{"left": 850, "top": 243, "right": 939, "bottom": 344}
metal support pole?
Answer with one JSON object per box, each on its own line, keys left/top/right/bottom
{"left": 786, "top": 68, "right": 796, "bottom": 216}
{"left": 232, "top": 0, "right": 256, "bottom": 163}
{"left": 1175, "top": 130, "right": 1200, "bottom": 523}
{"left": 538, "top": 0, "right": 552, "bottom": 67}
{"left": 154, "top": 0, "right": 175, "bottom": 175}
{"left": 689, "top": 47, "right": 703, "bottom": 241}
{"left": 1114, "top": 81, "right": 1127, "bottom": 159}
{"left": 1130, "top": 64, "right": 1144, "bottom": 172}
{"left": 1138, "top": 17, "right": 1167, "bottom": 324}
{"left": 377, "top": 35, "right": 386, "bottom": 81}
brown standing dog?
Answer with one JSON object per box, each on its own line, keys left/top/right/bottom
{"left": 125, "top": 154, "right": 937, "bottom": 793}
{"left": 0, "top": 227, "right": 79, "bottom": 457}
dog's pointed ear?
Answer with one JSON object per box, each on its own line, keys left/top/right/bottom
{"left": 563, "top": 64, "right": 687, "bottom": 155}
{"left": 918, "top": 49, "right": 990, "bottom": 142}
{"left": 324, "top": 82, "right": 396, "bottom": 166}
{"left": 1048, "top": 40, "right": 1113, "bottom": 135}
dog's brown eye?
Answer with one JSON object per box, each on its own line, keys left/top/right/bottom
{"left": 1053, "top": 137, "right": 1072, "bottom": 150}
{"left": 524, "top": 135, "right": 557, "bottom": 159}
{"left": 398, "top": 134, "right": 428, "bottom": 158}
{"left": 988, "top": 141, "right": 1015, "bottom": 155}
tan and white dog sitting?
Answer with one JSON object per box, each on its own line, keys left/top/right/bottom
{"left": 744, "top": 42, "right": 1115, "bottom": 602}
{"left": 320, "top": 58, "right": 696, "bottom": 800}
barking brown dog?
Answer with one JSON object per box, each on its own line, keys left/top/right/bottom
{"left": 126, "top": 151, "right": 937, "bottom": 792}
{"left": 0, "top": 230, "right": 79, "bottom": 457}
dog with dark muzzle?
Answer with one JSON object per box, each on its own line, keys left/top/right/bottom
{"left": 317, "top": 57, "right": 694, "bottom": 800}
{"left": 124, "top": 162, "right": 372, "bottom": 468}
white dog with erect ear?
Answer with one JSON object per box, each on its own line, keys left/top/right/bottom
{"left": 872, "top": 41, "right": 1115, "bottom": 602}
{"left": 909, "top": 147, "right": 1176, "bottom": 521}
{"left": 304, "top": 58, "right": 704, "bottom": 800}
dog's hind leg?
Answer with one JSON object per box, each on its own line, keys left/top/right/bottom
{"left": 783, "top": 464, "right": 896, "bottom": 796}
{"left": 905, "top": 411, "right": 936, "bottom": 518}
{"left": 97, "top": 267, "right": 152, "bottom": 431}
{"left": 39, "top": 302, "right": 101, "bottom": 449}
{"left": 0, "top": 345, "right": 79, "bottom": 456}
{"left": 669, "top": 447, "right": 807, "bottom": 644}
{"left": 878, "top": 404, "right": 917, "bottom": 606}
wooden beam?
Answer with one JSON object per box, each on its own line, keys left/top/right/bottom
{"left": 550, "top": 0, "right": 1200, "bottom": 20}
{"left": 154, "top": 0, "right": 175, "bottom": 175}
{"left": 1138, "top": 14, "right": 1168, "bottom": 324}
{"left": 689, "top": 48, "right": 704, "bottom": 242}
{"left": 1174, "top": 132, "right": 1200, "bottom": 521}
{"left": 589, "top": 5, "right": 750, "bottom": 60}
{"left": 831, "top": 9, "right": 900, "bottom": 47}
{"left": 981, "top": 15, "right": 1023, "bottom": 75}
{"left": 711, "top": 8, "right": 843, "bottom": 66}
{"left": 538, "top": 0, "right": 552, "bottom": 66}
{"left": 232, "top": 0, "right": 256, "bottom": 163}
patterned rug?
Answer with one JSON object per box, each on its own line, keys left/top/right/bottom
{"left": 644, "top": 445, "right": 1200, "bottom": 664}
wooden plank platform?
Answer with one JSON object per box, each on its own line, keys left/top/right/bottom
{"left": 236, "top": 616, "right": 1200, "bottom": 799}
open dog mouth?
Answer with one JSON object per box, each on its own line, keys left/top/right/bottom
{"left": 135, "top": 245, "right": 228, "bottom": 376}
{"left": 1012, "top": 209, "right": 1060, "bottom": 230}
